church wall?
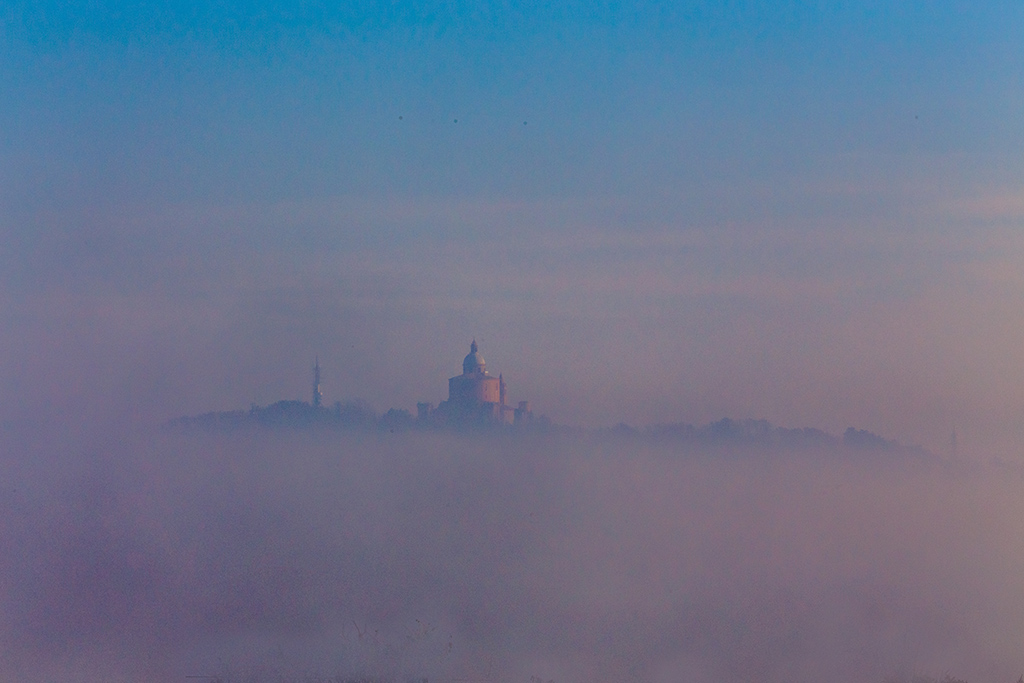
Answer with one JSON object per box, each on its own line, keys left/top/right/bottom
{"left": 448, "top": 374, "right": 501, "bottom": 404}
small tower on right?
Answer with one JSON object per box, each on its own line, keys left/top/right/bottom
{"left": 312, "top": 357, "right": 323, "bottom": 408}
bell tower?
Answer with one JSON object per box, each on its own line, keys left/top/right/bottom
{"left": 312, "top": 356, "right": 323, "bottom": 408}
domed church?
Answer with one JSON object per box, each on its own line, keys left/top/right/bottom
{"left": 421, "top": 340, "right": 531, "bottom": 426}
{"left": 449, "top": 340, "right": 503, "bottom": 406}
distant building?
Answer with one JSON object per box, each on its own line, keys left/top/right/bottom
{"left": 169, "top": 344, "right": 542, "bottom": 433}
{"left": 312, "top": 357, "right": 323, "bottom": 408}
{"left": 424, "top": 340, "right": 531, "bottom": 427}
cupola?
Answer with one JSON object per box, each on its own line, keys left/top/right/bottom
{"left": 462, "top": 340, "right": 486, "bottom": 375}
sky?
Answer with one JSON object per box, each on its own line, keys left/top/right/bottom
{"left": 2, "top": 2, "right": 1024, "bottom": 449}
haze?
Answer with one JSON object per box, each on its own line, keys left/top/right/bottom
{"left": 2, "top": 1, "right": 1024, "bottom": 680}
{"left": 4, "top": 429, "right": 1024, "bottom": 682}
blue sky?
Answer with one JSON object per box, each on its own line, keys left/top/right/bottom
{"left": 5, "top": 1, "right": 1019, "bottom": 207}
{"left": 2, "top": 1, "right": 1023, "bottom": 453}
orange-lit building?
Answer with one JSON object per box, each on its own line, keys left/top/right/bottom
{"left": 422, "top": 340, "right": 531, "bottom": 426}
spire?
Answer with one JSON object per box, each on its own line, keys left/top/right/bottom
{"left": 470, "top": 339, "right": 478, "bottom": 353}
{"left": 312, "top": 356, "right": 322, "bottom": 408}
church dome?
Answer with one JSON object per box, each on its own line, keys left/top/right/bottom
{"left": 463, "top": 340, "right": 486, "bottom": 374}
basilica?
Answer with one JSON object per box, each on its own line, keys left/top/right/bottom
{"left": 418, "top": 340, "right": 532, "bottom": 426}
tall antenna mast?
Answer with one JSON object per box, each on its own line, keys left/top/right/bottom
{"left": 313, "top": 356, "right": 322, "bottom": 408}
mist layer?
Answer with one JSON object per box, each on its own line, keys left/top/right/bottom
{"left": 2, "top": 427, "right": 1022, "bottom": 682}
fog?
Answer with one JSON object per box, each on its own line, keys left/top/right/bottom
{"left": 3, "top": 424, "right": 1022, "bottom": 682}
{"left": 3, "top": 4, "right": 1024, "bottom": 680}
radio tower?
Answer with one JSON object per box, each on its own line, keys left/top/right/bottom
{"left": 312, "top": 356, "right": 323, "bottom": 408}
